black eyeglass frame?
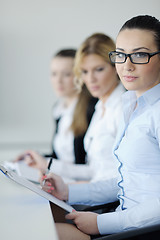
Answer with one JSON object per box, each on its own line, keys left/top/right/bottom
{"left": 109, "top": 51, "right": 160, "bottom": 64}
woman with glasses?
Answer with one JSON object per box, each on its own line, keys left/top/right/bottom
{"left": 42, "top": 15, "right": 160, "bottom": 240}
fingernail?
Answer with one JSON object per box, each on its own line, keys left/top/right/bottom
{"left": 42, "top": 175, "right": 47, "bottom": 180}
{"left": 48, "top": 190, "right": 51, "bottom": 193}
{"left": 50, "top": 187, "right": 54, "bottom": 190}
{"left": 72, "top": 209, "right": 76, "bottom": 212}
{"left": 47, "top": 182, "right": 51, "bottom": 186}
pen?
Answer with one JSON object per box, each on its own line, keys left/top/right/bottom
{"left": 0, "top": 165, "right": 13, "bottom": 178}
{"left": 42, "top": 157, "right": 53, "bottom": 184}
{"left": 46, "top": 157, "right": 53, "bottom": 175}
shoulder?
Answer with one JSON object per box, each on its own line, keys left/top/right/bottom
{"left": 52, "top": 100, "right": 64, "bottom": 119}
{"left": 151, "top": 100, "right": 160, "bottom": 126}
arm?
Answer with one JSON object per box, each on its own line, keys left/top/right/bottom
{"left": 49, "top": 160, "right": 94, "bottom": 181}
{"left": 68, "top": 178, "right": 118, "bottom": 206}
{"left": 97, "top": 198, "right": 160, "bottom": 235}
{"left": 65, "top": 198, "right": 160, "bottom": 236}
{"left": 42, "top": 173, "right": 118, "bottom": 205}
{"left": 15, "top": 150, "right": 93, "bottom": 181}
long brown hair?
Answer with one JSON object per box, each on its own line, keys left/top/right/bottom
{"left": 70, "top": 85, "right": 93, "bottom": 136}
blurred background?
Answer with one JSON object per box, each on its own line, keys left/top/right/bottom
{"left": 0, "top": 0, "right": 160, "bottom": 161}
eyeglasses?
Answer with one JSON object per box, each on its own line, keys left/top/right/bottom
{"left": 109, "top": 51, "right": 160, "bottom": 64}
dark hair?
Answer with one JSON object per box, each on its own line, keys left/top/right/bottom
{"left": 119, "top": 15, "right": 160, "bottom": 50}
{"left": 54, "top": 49, "right": 76, "bottom": 58}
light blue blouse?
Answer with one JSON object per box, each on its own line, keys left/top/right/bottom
{"left": 68, "top": 83, "right": 160, "bottom": 235}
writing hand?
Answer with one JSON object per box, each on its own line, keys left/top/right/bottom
{"left": 41, "top": 172, "right": 69, "bottom": 201}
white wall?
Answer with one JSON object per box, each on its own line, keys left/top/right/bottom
{"left": 0, "top": 0, "right": 160, "bottom": 159}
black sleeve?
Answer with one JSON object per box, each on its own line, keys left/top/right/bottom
{"left": 74, "top": 97, "right": 98, "bottom": 164}
{"left": 86, "top": 97, "right": 98, "bottom": 125}
{"left": 74, "top": 133, "right": 86, "bottom": 164}
{"left": 43, "top": 117, "right": 61, "bottom": 159}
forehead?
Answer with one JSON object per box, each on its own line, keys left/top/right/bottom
{"left": 116, "top": 29, "right": 156, "bottom": 51}
{"left": 51, "top": 57, "right": 74, "bottom": 68}
{"left": 81, "top": 54, "right": 106, "bottom": 68}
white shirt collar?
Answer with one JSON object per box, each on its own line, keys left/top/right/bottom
{"left": 95, "top": 83, "right": 125, "bottom": 112}
{"left": 53, "top": 97, "right": 78, "bottom": 119}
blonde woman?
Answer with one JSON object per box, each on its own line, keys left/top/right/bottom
{"left": 73, "top": 33, "right": 125, "bottom": 182}
{"left": 15, "top": 49, "right": 97, "bottom": 177}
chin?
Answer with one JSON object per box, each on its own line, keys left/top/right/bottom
{"left": 56, "top": 92, "right": 65, "bottom": 97}
{"left": 88, "top": 89, "right": 99, "bottom": 97}
{"left": 91, "top": 93, "right": 100, "bottom": 98}
{"left": 122, "top": 82, "right": 136, "bottom": 91}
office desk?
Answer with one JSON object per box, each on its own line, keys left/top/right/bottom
{"left": 0, "top": 171, "right": 58, "bottom": 240}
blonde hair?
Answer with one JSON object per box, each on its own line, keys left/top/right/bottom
{"left": 70, "top": 85, "right": 93, "bottom": 136}
{"left": 74, "top": 33, "right": 116, "bottom": 90}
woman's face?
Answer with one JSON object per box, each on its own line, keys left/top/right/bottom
{"left": 116, "top": 29, "right": 160, "bottom": 97}
{"left": 50, "top": 57, "right": 77, "bottom": 98}
{"left": 80, "top": 54, "right": 118, "bottom": 102}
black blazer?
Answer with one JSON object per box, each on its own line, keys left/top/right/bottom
{"left": 44, "top": 97, "right": 98, "bottom": 164}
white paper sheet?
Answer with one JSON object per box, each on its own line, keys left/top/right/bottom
{"left": 0, "top": 165, "right": 73, "bottom": 213}
{"left": 2, "top": 161, "right": 40, "bottom": 183}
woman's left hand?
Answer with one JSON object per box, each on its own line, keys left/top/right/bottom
{"left": 66, "top": 210, "right": 99, "bottom": 235}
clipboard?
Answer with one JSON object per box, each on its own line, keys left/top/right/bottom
{"left": 0, "top": 165, "right": 73, "bottom": 213}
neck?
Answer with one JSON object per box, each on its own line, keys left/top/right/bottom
{"left": 101, "top": 80, "right": 119, "bottom": 105}
{"left": 135, "top": 80, "right": 160, "bottom": 99}
{"left": 63, "top": 93, "right": 78, "bottom": 107}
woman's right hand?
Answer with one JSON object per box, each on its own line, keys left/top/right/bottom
{"left": 41, "top": 173, "right": 69, "bottom": 201}
{"left": 14, "top": 150, "right": 48, "bottom": 171}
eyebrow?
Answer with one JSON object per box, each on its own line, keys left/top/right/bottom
{"left": 81, "top": 64, "right": 105, "bottom": 71}
{"left": 116, "top": 47, "right": 150, "bottom": 52}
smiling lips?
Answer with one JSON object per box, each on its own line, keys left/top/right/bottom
{"left": 123, "top": 75, "right": 138, "bottom": 82}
